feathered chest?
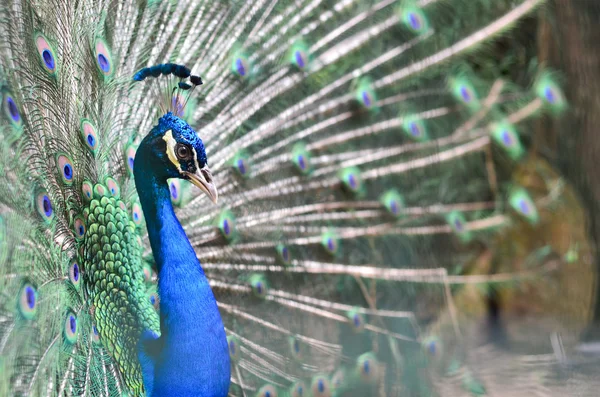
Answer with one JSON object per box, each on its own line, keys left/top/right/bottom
{"left": 84, "top": 193, "right": 160, "bottom": 394}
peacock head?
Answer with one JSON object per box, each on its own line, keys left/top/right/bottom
{"left": 136, "top": 112, "right": 217, "bottom": 203}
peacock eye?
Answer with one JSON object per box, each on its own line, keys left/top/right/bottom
{"left": 175, "top": 144, "right": 192, "bottom": 160}
{"left": 18, "top": 284, "right": 37, "bottom": 319}
{"left": 69, "top": 260, "right": 81, "bottom": 287}
{"left": 64, "top": 311, "right": 78, "bottom": 343}
{"left": 92, "top": 324, "right": 101, "bottom": 344}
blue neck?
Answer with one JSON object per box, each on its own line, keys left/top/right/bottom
{"left": 134, "top": 141, "right": 230, "bottom": 397}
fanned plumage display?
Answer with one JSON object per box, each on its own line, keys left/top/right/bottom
{"left": 0, "top": 0, "right": 597, "bottom": 396}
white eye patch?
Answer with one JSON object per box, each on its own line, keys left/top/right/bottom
{"left": 162, "top": 130, "right": 182, "bottom": 172}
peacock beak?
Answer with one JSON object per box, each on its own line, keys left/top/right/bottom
{"left": 184, "top": 164, "right": 218, "bottom": 204}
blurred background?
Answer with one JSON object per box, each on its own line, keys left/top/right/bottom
{"left": 425, "top": 1, "right": 600, "bottom": 394}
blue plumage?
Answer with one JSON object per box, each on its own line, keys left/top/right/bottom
{"left": 134, "top": 112, "right": 229, "bottom": 396}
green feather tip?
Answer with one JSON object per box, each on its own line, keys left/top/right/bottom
{"left": 446, "top": 211, "right": 472, "bottom": 243}
{"left": 508, "top": 188, "right": 539, "bottom": 224}
{"left": 397, "top": 1, "right": 430, "bottom": 35}
{"left": 490, "top": 121, "right": 525, "bottom": 160}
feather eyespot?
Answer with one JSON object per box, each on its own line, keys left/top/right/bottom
{"left": 401, "top": 7, "right": 428, "bottom": 34}
{"left": 231, "top": 51, "right": 250, "bottom": 78}
{"left": 290, "top": 41, "right": 310, "bottom": 70}
{"left": 428, "top": 340, "right": 437, "bottom": 355}
{"left": 390, "top": 201, "right": 398, "bottom": 215}
{"left": 95, "top": 38, "right": 113, "bottom": 76}
{"left": 501, "top": 130, "right": 513, "bottom": 146}
{"left": 422, "top": 336, "right": 441, "bottom": 357}
{"left": 447, "top": 212, "right": 465, "bottom": 232}
{"left": 227, "top": 336, "right": 241, "bottom": 361}
{"left": 409, "top": 121, "right": 420, "bottom": 136}
{"left": 544, "top": 87, "right": 556, "bottom": 104}
{"left": 356, "top": 353, "right": 379, "bottom": 383}
{"left": 18, "top": 284, "right": 37, "bottom": 319}
{"left": 450, "top": 78, "right": 479, "bottom": 110}
{"left": 348, "top": 173, "right": 358, "bottom": 189}
{"left": 408, "top": 13, "right": 421, "bottom": 29}
{"left": 36, "top": 191, "right": 54, "bottom": 222}
{"left": 276, "top": 244, "right": 292, "bottom": 265}
{"left": 257, "top": 385, "right": 278, "bottom": 397}
{"left": 422, "top": 336, "right": 443, "bottom": 363}
{"left": 535, "top": 75, "right": 566, "bottom": 112}
{"left": 5, "top": 96, "right": 19, "bottom": 122}
{"left": 168, "top": 179, "right": 188, "bottom": 207}
{"left": 311, "top": 376, "right": 331, "bottom": 397}
{"left": 232, "top": 152, "right": 250, "bottom": 177}
{"left": 69, "top": 260, "right": 81, "bottom": 287}
{"left": 354, "top": 78, "right": 376, "bottom": 110}
{"left": 73, "top": 215, "right": 86, "bottom": 240}
{"left": 381, "top": 189, "right": 404, "bottom": 217}
{"left": 149, "top": 291, "right": 159, "bottom": 309}
{"left": 292, "top": 144, "right": 312, "bottom": 175}
{"left": 81, "top": 181, "right": 93, "bottom": 202}
{"left": 132, "top": 203, "right": 143, "bottom": 226}
{"left": 326, "top": 238, "right": 336, "bottom": 252}
{"left": 296, "top": 154, "right": 310, "bottom": 173}
{"left": 446, "top": 211, "right": 472, "bottom": 243}
{"left": 64, "top": 311, "right": 78, "bottom": 343}
{"left": 281, "top": 246, "right": 289, "bottom": 262}
{"left": 347, "top": 308, "right": 365, "bottom": 333}
{"left": 290, "top": 382, "right": 306, "bottom": 397}
{"left": 491, "top": 122, "right": 523, "bottom": 159}
{"left": 460, "top": 86, "right": 472, "bottom": 102}
{"left": 56, "top": 154, "right": 75, "bottom": 184}
{"left": 321, "top": 230, "right": 339, "bottom": 255}
{"left": 401, "top": 116, "right": 428, "bottom": 141}
{"left": 236, "top": 158, "right": 246, "bottom": 175}
{"left": 453, "top": 218, "right": 464, "bottom": 231}
{"left": 170, "top": 180, "right": 179, "bottom": 200}
{"left": 331, "top": 369, "right": 345, "bottom": 390}
{"left": 509, "top": 188, "right": 538, "bottom": 224}
{"left": 223, "top": 219, "right": 230, "bottom": 235}
{"left": 143, "top": 264, "right": 154, "bottom": 283}
{"left": 361, "top": 91, "right": 372, "bottom": 107}
{"left": 125, "top": 145, "right": 137, "bottom": 175}
{"left": 93, "top": 183, "right": 107, "bottom": 198}
{"left": 80, "top": 120, "right": 98, "bottom": 153}
{"left": 289, "top": 336, "right": 302, "bottom": 360}
{"left": 234, "top": 57, "right": 248, "bottom": 77}
{"left": 297, "top": 155, "right": 306, "bottom": 170}
{"left": 340, "top": 167, "right": 362, "bottom": 194}
{"left": 92, "top": 324, "right": 101, "bottom": 344}
{"left": 249, "top": 274, "right": 268, "bottom": 299}
{"left": 106, "top": 177, "right": 120, "bottom": 198}
{"left": 35, "top": 33, "right": 57, "bottom": 74}
{"left": 3, "top": 93, "right": 22, "bottom": 128}
{"left": 519, "top": 199, "right": 530, "bottom": 215}
{"left": 218, "top": 210, "right": 236, "bottom": 241}
{"left": 295, "top": 50, "right": 307, "bottom": 69}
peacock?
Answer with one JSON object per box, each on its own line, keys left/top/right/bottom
{"left": 0, "top": 0, "right": 597, "bottom": 396}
